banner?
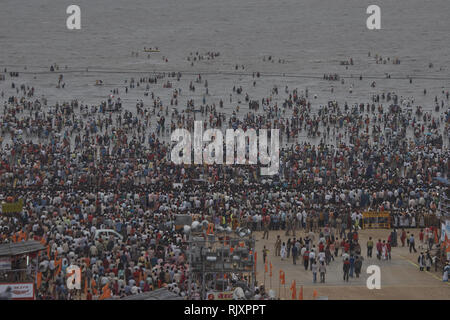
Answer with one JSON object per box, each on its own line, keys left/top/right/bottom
{"left": 441, "top": 222, "right": 447, "bottom": 242}
{"left": 0, "top": 257, "right": 11, "bottom": 270}
{"left": 206, "top": 291, "right": 233, "bottom": 300}
{"left": 0, "top": 283, "right": 34, "bottom": 300}
{"left": 2, "top": 199, "right": 23, "bottom": 214}
{"left": 362, "top": 211, "right": 390, "bottom": 229}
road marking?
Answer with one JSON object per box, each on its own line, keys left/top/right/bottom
{"left": 398, "top": 254, "right": 450, "bottom": 286}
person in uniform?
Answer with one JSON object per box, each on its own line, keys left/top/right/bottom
{"left": 274, "top": 235, "right": 281, "bottom": 257}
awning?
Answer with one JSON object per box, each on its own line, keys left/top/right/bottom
{"left": 119, "top": 288, "right": 184, "bottom": 300}
{"left": 0, "top": 241, "right": 46, "bottom": 257}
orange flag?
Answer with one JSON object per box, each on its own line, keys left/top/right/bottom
{"left": 84, "top": 277, "right": 88, "bottom": 297}
{"left": 445, "top": 234, "right": 450, "bottom": 253}
{"left": 99, "top": 283, "right": 112, "bottom": 300}
{"left": 37, "top": 272, "right": 42, "bottom": 289}
{"left": 299, "top": 285, "right": 303, "bottom": 300}
{"left": 434, "top": 229, "right": 439, "bottom": 244}
{"left": 279, "top": 270, "right": 285, "bottom": 285}
{"left": 313, "top": 289, "right": 318, "bottom": 300}
{"left": 264, "top": 261, "right": 268, "bottom": 273}
{"left": 269, "top": 262, "right": 272, "bottom": 277}
{"left": 290, "top": 280, "right": 296, "bottom": 300}
{"left": 40, "top": 237, "right": 46, "bottom": 245}
{"left": 55, "top": 258, "right": 62, "bottom": 276}
{"left": 91, "top": 279, "right": 98, "bottom": 295}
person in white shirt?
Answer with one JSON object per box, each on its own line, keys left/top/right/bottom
{"left": 309, "top": 249, "right": 316, "bottom": 271}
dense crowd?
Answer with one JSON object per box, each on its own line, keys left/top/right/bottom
{"left": 0, "top": 59, "right": 449, "bottom": 299}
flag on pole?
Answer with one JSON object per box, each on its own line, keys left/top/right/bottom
{"left": 269, "top": 262, "right": 272, "bottom": 277}
{"left": 99, "top": 283, "right": 112, "bottom": 300}
{"left": 265, "top": 261, "right": 268, "bottom": 273}
{"left": 290, "top": 280, "right": 296, "bottom": 300}
{"left": 279, "top": 270, "right": 285, "bottom": 285}
{"left": 445, "top": 234, "right": 450, "bottom": 253}
{"left": 299, "top": 285, "right": 303, "bottom": 300}
{"left": 37, "top": 272, "right": 42, "bottom": 289}
{"left": 55, "top": 258, "right": 62, "bottom": 276}
{"left": 91, "top": 279, "right": 98, "bottom": 295}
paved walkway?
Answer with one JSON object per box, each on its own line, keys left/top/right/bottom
{"left": 255, "top": 228, "right": 450, "bottom": 299}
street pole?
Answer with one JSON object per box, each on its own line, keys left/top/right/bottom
{"left": 188, "top": 232, "right": 192, "bottom": 299}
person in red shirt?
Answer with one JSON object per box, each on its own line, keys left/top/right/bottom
{"left": 400, "top": 228, "right": 407, "bottom": 247}
{"left": 386, "top": 241, "right": 392, "bottom": 260}
{"left": 419, "top": 229, "right": 424, "bottom": 250}
{"left": 319, "top": 242, "right": 324, "bottom": 252}
{"left": 344, "top": 241, "right": 350, "bottom": 253}
{"left": 340, "top": 239, "right": 346, "bottom": 255}
{"left": 376, "top": 239, "right": 383, "bottom": 260}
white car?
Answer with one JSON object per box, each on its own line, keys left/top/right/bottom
{"left": 94, "top": 229, "right": 123, "bottom": 241}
